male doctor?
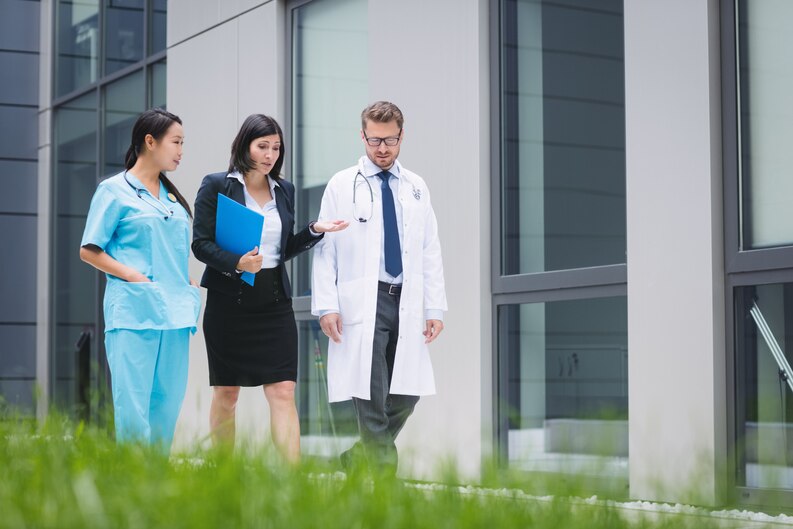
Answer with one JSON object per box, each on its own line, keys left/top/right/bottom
{"left": 312, "top": 101, "right": 447, "bottom": 475}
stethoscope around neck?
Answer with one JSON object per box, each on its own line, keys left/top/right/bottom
{"left": 352, "top": 168, "right": 374, "bottom": 222}
{"left": 352, "top": 161, "right": 420, "bottom": 223}
{"left": 123, "top": 170, "right": 175, "bottom": 220}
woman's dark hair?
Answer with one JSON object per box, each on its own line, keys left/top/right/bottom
{"left": 228, "top": 114, "right": 285, "bottom": 180}
{"left": 125, "top": 107, "right": 192, "bottom": 217}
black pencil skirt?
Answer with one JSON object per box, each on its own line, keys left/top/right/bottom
{"left": 203, "top": 266, "right": 297, "bottom": 387}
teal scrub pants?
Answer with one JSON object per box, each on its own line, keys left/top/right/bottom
{"left": 105, "top": 328, "right": 190, "bottom": 450}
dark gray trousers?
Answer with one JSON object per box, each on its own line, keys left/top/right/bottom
{"left": 348, "top": 287, "right": 419, "bottom": 473}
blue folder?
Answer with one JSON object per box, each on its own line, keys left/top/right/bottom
{"left": 215, "top": 193, "right": 264, "bottom": 286}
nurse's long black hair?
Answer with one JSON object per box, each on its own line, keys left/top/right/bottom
{"left": 125, "top": 108, "right": 193, "bottom": 217}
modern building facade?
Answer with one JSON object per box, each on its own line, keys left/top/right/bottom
{"left": 0, "top": 0, "right": 40, "bottom": 417}
{"left": 3, "top": 0, "right": 793, "bottom": 510}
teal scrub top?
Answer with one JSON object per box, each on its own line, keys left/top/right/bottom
{"left": 81, "top": 171, "right": 201, "bottom": 333}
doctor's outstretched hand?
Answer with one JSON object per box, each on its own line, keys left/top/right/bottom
{"left": 312, "top": 220, "right": 350, "bottom": 233}
{"left": 424, "top": 319, "right": 444, "bottom": 344}
{"left": 319, "top": 313, "right": 343, "bottom": 344}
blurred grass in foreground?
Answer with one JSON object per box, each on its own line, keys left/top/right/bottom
{"left": 0, "top": 414, "right": 718, "bottom": 529}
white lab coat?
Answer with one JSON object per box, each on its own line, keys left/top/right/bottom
{"left": 312, "top": 157, "right": 447, "bottom": 403}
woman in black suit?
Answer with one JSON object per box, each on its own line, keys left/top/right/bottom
{"left": 192, "top": 114, "right": 347, "bottom": 461}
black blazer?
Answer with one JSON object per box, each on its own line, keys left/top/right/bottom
{"left": 192, "top": 172, "right": 322, "bottom": 299}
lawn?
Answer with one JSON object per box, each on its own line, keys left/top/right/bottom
{"left": 0, "top": 414, "right": 718, "bottom": 529}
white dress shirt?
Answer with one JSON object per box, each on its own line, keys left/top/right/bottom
{"left": 360, "top": 156, "right": 405, "bottom": 285}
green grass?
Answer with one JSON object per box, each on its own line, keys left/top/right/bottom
{"left": 0, "top": 414, "right": 719, "bottom": 529}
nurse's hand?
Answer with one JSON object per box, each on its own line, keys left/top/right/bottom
{"left": 312, "top": 220, "right": 350, "bottom": 233}
{"left": 126, "top": 270, "right": 151, "bottom": 283}
{"left": 236, "top": 246, "right": 263, "bottom": 273}
{"left": 320, "top": 313, "right": 343, "bottom": 344}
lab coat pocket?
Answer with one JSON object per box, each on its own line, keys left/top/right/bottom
{"left": 337, "top": 278, "right": 365, "bottom": 325}
{"left": 112, "top": 281, "right": 167, "bottom": 329}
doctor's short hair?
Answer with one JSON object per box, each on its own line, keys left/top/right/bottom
{"left": 361, "top": 101, "right": 404, "bottom": 130}
{"left": 228, "top": 114, "right": 285, "bottom": 180}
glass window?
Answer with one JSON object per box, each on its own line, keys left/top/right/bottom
{"left": 296, "top": 320, "right": 358, "bottom": 456}
{"left": 103, "top": 70, "right": 145, "bottom": 176}
{"left": 56, "top": 0, "right": 100, "bottom": 97}
{"left": 737, "top": 1, "right": 793, "bottom": 250}
{"left": 53, "top": 91, "right": 99, "bottom": 407}
{"left": 499, "top": 296, "right": 628, "bottom": 478}
{"left": 103, "top": 0, "right": 144, "bottom": 75}
{"left": 291, "top": 0, "right": 367, "bottom": 296}
{"left": 50, "top": 0, "right": 168, "bottom": 415}
{"left": 149, "top": 0, "right": 167, "bottom": 54}
{"left": 735, "top": 282, "right": 793, "bottom": 489}
{"left": 499, "top": 0, "right": 625, "bottom": 275}
{"left": 149, "top": 59, "right": 166, "bottom": 110}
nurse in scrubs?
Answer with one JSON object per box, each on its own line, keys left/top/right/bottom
{"left": 79, "top": 108, "right": 200, "bottom": 451}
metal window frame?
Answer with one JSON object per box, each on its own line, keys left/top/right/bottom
{"left": 285, "top": 0, "right": 316, "bottom": 322}
{"left": 722, "top": 0, "right": 793, "bottom": 509}
{"left": 489, "top": 0, "right": 628, "bottom": 478}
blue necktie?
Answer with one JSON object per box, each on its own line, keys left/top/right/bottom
{"left": 378, "top": 171, "right": 402, "bottom": 278}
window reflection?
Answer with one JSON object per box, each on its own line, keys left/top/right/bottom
{"left": 291, "top": 0, "right": 367, "bottom": 296}
{"left": 500, "top": 296, "right": 628, "bottom": 479}
{"left": 104, "top": 0, "right": 144, "bottom": 75}
{"left": 53, "top": 91, "right": 98, "bottom": 408}
{"left": 149, "top": 59, "right": 166, "bottom": 110}
{"left": 500, "top": 0, "right": 626, "bottom": 275}
{"left": 737, "top": 1, "right": 793, "bottom": 249}
{"left": 56, "top": 0, "right": 99, "bottom": 97}
{"left": 149, "top": 0, "right": 167, "bottom": 54}
{"left": 736, "top": 283, "right": 793, "bottom": 489}
{"left": 103, "top": 71, "right": 145, "bottom": 176}
{"left": 296, "top": 320, "right": 358, "bottom": 457}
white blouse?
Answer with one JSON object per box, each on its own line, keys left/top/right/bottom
{"left": 227, "top": 172, "right": 282, "bottom": 269}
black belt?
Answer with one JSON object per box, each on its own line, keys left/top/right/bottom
{"left": 378, "top": 281, "right": 402, "bottom": 295}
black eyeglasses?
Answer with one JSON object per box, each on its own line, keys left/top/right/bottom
{"left": 363, "top": 129, "right": 402, "bottom": 147}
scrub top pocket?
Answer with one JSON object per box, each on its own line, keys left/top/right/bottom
{"left": 108, "top": 281, "right": 167, "bottom": 330}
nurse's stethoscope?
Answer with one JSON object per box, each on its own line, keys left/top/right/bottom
{"left": 124, "top": 170, "right": 176, "bottom": 220}
{"left": 352, "top": 161, "right": 422, "bottom": 223}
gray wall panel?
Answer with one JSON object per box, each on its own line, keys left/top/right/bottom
{"left": 0, "top": 379, "right": 35, "bottom": 412}
{"left": 0, "top": 51, "right": 39, "bottom": 106}
{"left": 0, "top": 106, "right": 38, "bottom": 159}
{"left": 0, "top": 325, "right": 36, "bottom": 377}
{"left": 0, "top": 0, "right": 40, "bottom": 52}
{"left": 0, "top": 215, "right": 37, "bottom": 322}
{"left": 0, "top": 160, "right": 37, "bottom": 214}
